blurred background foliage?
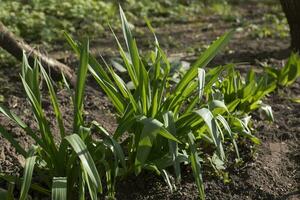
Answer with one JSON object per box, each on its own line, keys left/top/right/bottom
{"left": 0, "top": 0, "right": 287, "bottom": 44}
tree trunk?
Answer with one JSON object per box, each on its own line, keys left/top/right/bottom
{"left": 0, "top": 21, "right": 76, "bottom": 86}
{"left": 280, "top": 0, "right": 300, "bottom": 52}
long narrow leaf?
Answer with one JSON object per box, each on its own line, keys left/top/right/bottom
{"left": 119, "top": 6, "right": 141, "bottom": 77}
{"left": 187, "top": 132, "right": 205, "bottom": 200}
{"left": 175, "top": 31, "right": 234, "bottom": 94}
{"left": 198, "top": 68, "right": 205, "bottom": 100}
{"left": 20, "top": 148, "right": 37, "bottom": 200}
{"left": 73, "top": 39, "right": 89, "bottom": 133}
{"left": 89, "top": 66, "right": 126, "bottom": 114}
{"left": 40, "top": 63, "right": 65, "bottom": 138}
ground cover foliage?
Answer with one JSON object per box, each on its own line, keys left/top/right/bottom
{"left": 0, "top": 6, "right": 299, "bottom": 200}
{"left": 0, "top": 0, "right": 205, "bottom": 43}
{"left": 0, "top": 0, "right": 287, "bottom": 45}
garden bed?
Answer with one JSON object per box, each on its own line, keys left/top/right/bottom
{"left": 0, "top": 1, "right": 299, "bottom": 199}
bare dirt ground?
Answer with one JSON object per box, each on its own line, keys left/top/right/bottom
{"left": 0, "top": 1, "right": 299, "bottom": 199}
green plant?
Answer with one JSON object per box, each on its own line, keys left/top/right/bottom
{"left": 0, "top": 0, "right": 116, "bottom": 42}
{"left": 2, "top": 4, "right": 295, "bottom": 199}
{"left": 248, "top": 13, "right": 289, "bottom": 39}
{"left": 0, "top": 0, "right": 203, "bottom": 44}
{"left": 210, "top": 66, "right": 276, "bottom": 121}
{"left": 0, "top": 46, "right": 123, "bottom": 199}
{"left": 65, "top": 7, "right": 251, "bottom": 199}
{"left": 264, "top": 53, "right": 300, "bottom": 87}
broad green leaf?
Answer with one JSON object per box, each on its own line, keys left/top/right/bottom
{"left": 22, "top": 53, "right": 41, "bottom": 104}
{"left": 65, "top": 134, "right": 102, "bottom": 191}
{"left": 286, "top": 53, "right": 300, "bottom": 86}
{"left": 78, "top": 171, "right": 85, "bottom": 200}
{"left": 64, "top": 32, "right": 79, "bottom": 55}
{"left": 20, "top": 77, "right": 57, "bottom": 161}
{"left": 0, "top": 176, "right": 14, "bottom": 200}
{"left": 260, "top": 104, "right": 274, "bottom": 121}
{"left": 193, "top": 108, "right": 225, "bottom": 160}
{"left": 152, "top": 153, "right": 189, "bottom": 170}
{"left": 227, "top": 99, "right": 240, "bottom": 112}
{"left": 230, "top": 117, "right": 260, "bottom": 144}
{"left": 139, "top": 117, "right": 181, "bottom": 143}
{"left": 31, "top": 184, "right": 50, "bottom": 195}
{"left": 113, "top": 110, "right": 137, "bottom": 139}
{"left": 184, "top": 95, "right": 199, "bottom": 115}
{"left": 208, "top": 100, "right": 228, "bottom": 114}
{"left": 52, "top": 177, "right": 67, "bottom": 200}
{"left": 165, "top": 81, "right": 197, "bottom": 112}
{"left": 0, "top": 189, "right": 7, "bottom": 199}
{"left": 246, "top": 68, "right": 255, "bottom": 83}
{"left": 135, "top": 117, "right": 180, "bottom": 174}
{"left": 101, "top": 57, "right": 128, "bottom": 98}
{"left": 240, "top": 80, "right": 256, "bottom": 101}
{"left": 163, "top": 112, "right": 181, "bottom": 182}
{"left": 138, "top": 62, "right": 150, "bottom": 115}
{"left": 205, "top": 64, "right": 233, "bottom": 93}
{"left": 135, "top": 120, "right": 159, "bottom": 174}
{"left": 216, "top": 115, "right": 239, "bottom": 158}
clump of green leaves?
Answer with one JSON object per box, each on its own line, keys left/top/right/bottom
{"left": 65, "top": 7, "right": 252, "bottom": 199}
{"left": 210, "top": 66, "right": 276, "bottom": 121}
{"left": 0, "top": 46, "right": 123, "bottom": 199}
{"left": 264, "top": 53, "right": 300, "bottom": 87}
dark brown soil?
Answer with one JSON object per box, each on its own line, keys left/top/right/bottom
{"left": 0, "top": 1, "right": 299, "bottom": 199}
